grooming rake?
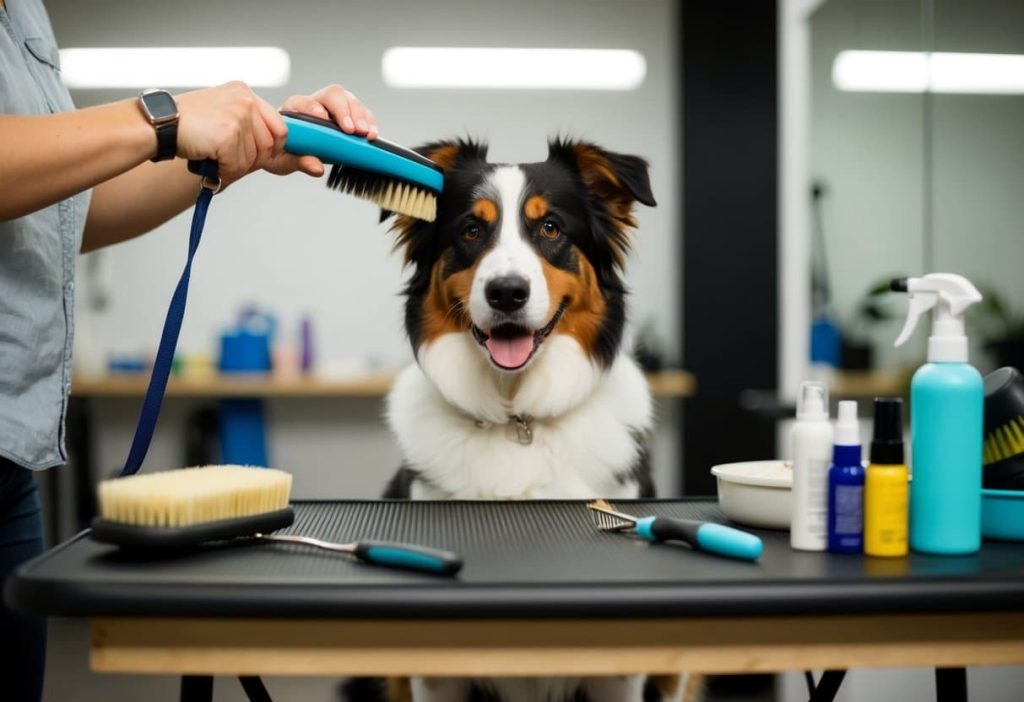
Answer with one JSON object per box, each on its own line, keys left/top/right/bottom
{"left": 587, "top": 499, "right": 763, "bottom": 561}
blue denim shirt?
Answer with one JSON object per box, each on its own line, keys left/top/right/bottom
{"left": 1, "top": 0, "right": 91, "bottom": 470}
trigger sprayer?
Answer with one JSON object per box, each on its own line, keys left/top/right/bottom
{"left": 892, "top": 273, "right": 983, "bottom": 362}
{"left": 891, "top": 273, "right": 984, "bottom": 555}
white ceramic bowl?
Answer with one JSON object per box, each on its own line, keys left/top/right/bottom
{"left": 711, "top": 460, "right": 793, "bottom": 530}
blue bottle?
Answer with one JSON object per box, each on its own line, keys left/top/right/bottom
{"left": 828, "top": 400, "right": 864, "bottom": 553}
{"left": 892, "top": 274, "right": 984, "bottom": 555}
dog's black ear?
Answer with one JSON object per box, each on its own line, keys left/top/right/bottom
{"left": 547, "top": 138, "right": 656, "bottom": 208}
{"left": 547, "top": 138, "right": 655, "bottom": 272}
{"left": 415, "top": 138, "right": 489, "bottom": 172}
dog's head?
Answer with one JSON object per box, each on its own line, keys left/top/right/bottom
{"left": 386, "top": 138, "right": 655, "bottom": 374}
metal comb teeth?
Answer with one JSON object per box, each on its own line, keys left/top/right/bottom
{"left": 587, "top": 499, "right": 636, "bottom": 532}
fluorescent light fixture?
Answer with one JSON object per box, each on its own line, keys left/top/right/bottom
{"left": 833, "top": 50, "right": 1024, "bottom": 94}
{"left": 59, "top": 47, "right": 290, "bottom": 89}
{"left": 382, "top": 47, "right": 646, "bottom": 90}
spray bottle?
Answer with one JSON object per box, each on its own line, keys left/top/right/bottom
{"left": 828, "top": 400, "right": 864, "bottom": 553}
{"left": 892, "top": 273, "right": 984, "bottom": 555}
{"left": 791, "top": 381, "right": 834, "bottom": 551}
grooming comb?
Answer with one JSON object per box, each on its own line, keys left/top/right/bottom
{"left": 188, "top": 111, "right": 443, "bottom": 222}
{"left": 91, "top": 466, "right": 462, "bottom": 575}
{"left": 587, "top": 499, "right": 763, "bottom": 561}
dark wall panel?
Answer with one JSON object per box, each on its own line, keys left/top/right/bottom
{"left": 682, "top": 1, "right": 779, "bottom": 495}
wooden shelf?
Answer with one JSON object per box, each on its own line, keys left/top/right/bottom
{"left": 72, "top": 369, "right": 696, "bottom": 399}
{"left": 832, "top": 369, "right": 912, "bottom": 398}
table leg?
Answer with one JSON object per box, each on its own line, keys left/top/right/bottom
{"left": 180, "top": 675, "right": 213, "bottom": 702}
{"left": 239, "top": 676, "right": 273, "bottom": 702}
{"left": 935, "top": 667, "right": 968, "bottom": 702}
{"left": 809, "top": 670, "right": 846, "bottom": 702}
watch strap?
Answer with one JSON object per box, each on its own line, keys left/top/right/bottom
{"left": 153, "top": 121, "right": 177, "bottom": 162}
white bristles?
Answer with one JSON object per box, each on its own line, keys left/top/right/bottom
{"left": 370, "top": 182, "right": 436, "bottom": 221}
{"left": 98, "top": 465, "right": 292, "bottom": 527}
{"left": 331, "top": 174, "right": 437, "bottom": 221}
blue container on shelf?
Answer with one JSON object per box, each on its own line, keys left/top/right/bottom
{"left": 217, "top": 308, "right": 275, "bottom": 467}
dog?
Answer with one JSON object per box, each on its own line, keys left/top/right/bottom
{"left": 343, "top": 138, "right": 701, "bottom": 702}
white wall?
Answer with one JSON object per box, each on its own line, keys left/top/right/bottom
{"left": 49, "top": 0, "right": 684, "bottom": 497}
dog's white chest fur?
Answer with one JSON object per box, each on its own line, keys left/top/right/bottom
{"left": 387, "top": 332, "right": 653, "bottom": 500}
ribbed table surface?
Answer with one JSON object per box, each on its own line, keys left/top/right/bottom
{"left": 8, "top": 500, "right": 1024, "bottom": 618}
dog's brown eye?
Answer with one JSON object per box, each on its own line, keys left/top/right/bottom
{"left": 463, "top": 224, "right": 480, "bottom": 241}
{"left": 540, "top": 220, "right": 560, "bottom": 239}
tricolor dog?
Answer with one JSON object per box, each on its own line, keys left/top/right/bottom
{"left": 345, "top": 139, "right": 700, "bottom": 702}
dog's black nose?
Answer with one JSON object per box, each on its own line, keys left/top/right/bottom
{"left": 485, "top": 276, "right": 530, "bottom": 313}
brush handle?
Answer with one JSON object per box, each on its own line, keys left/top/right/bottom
{"left": 188, "top": 112, "right": 444, "bottom": 193}
{"left": 353, "top": 541, "right": 463, "bottom": 575}
{"left": 256, "top": 534, "right": 463, "bottom": 575}
{"left": 634, "top": 517, "right": 763, "bottom": 561}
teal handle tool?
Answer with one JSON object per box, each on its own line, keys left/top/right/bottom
{"left": 634, "top": 516, "right": 763, "bottom": 561}
{"left": 279, "top": 112, "right": 444, "bottom": 193}
{"left": 589, "top": 501, "right": 763, "bottom": 561}
{"left": 187, "top": 111, "right": 443, "bottom": 194}
{"left": 255, "top": 533, "right": 463, "bottom": 576}
{"left": 355, "top": 541, "right": 463, "bottom": 575}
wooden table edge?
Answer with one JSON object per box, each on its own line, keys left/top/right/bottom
{"left": 91, "top": 612, "right": 1024, "bottom": 676}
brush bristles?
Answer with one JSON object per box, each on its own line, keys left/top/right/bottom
{"left": 984, "top": 415, "right": 1024, "bottom": 465}
{"left": 98, "top": 465, "right": 292, "bottom": 527}
{"left": 327, "top": 165, "right": 437, "bottom": 222}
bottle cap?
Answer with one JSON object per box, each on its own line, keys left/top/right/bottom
{"left": 835, "top": 400, "right": 860, "bottom": 446}
{"left": 797, "top": 381, "right": 829, "bottom": 421}
{"left": 870, "top": 397, "right": 904, "bottom": 465}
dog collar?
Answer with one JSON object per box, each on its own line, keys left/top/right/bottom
{"left": 474, "top": 414, "right": 534, "bottom": 445}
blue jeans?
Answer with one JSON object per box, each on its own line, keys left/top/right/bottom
{"left": 0, "top": 458, "right": 46, "bottom": 702}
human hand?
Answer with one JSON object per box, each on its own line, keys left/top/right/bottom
{"left": 260, "top": 84, "right": 379, "bottom": 177}
{"left": 174, "top": 81, "right": 287, "bottom": 184}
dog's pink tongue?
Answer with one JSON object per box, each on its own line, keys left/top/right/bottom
{"left": 485, "top": 335, "right": 534, "bottom": 369}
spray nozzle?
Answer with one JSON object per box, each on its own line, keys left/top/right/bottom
{"left": 892, "top": 273, "right": 982, "bottom": 363}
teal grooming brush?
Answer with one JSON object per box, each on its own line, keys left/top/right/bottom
{"left": 188, "top": 111, "right": 443, "bottom": 221}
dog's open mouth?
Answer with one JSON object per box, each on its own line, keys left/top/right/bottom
{"left": 471, "top": 303, "right": 566, "bottom": 370}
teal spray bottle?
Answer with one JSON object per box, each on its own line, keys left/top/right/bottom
{"left": 892, "top": 274, "right": 984, "bottom": 555}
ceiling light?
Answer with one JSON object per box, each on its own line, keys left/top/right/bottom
{"left": 59, "top": 47, "right": 291, "bottom": 89}
{"left": 382, "top": 47, "right": 646, "bottom": 90}
{"left": 833, "top": 50, "right": 1024, "bottom": 94}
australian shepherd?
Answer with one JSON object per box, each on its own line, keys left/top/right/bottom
{"left": 346, "top": 138, "right": 701, "bottom": 702}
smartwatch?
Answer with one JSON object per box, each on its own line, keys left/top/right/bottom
{"left": 138, "top": 89, "right": 179, "bottom": 162}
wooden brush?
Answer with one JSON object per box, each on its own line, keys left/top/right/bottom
{"left": 92, "top": 465, "right": 462, "bottom": 574}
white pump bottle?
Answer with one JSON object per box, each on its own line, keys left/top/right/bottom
{"left": 791, "top": 381, "right": 834, "bottom": 551}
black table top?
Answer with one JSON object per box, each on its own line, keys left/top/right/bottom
{"left": 7, "top": 500, "right": 1024, "bottom": 619}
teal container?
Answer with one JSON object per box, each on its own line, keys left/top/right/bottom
{"left": 910, "top": 362, "right": 984, "bottom": 554}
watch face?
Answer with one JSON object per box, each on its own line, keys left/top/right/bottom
{"left": 142, "top": 91, "right": 178, "bottom": 121}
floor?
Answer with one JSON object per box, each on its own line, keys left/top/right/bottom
{"left": 44, "top": 619, "right": 775, "bottom": 701}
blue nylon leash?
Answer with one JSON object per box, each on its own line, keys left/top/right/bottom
{"left": 119, "top": 166, "right": 219, "bottom": 477}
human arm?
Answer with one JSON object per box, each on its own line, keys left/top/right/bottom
{"left": 0, "top": 82, "right": 376, "bottom": 249}
{"left": 80, "top": 84, "right": 378, "bottom": 252}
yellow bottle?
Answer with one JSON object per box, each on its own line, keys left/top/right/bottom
{"left": 864, "top": 398, "right": 909, "bottom": 557}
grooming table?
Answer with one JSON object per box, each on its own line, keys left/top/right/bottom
{"left": 7, "top": 500, "right": 1024, "bottom": 701}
